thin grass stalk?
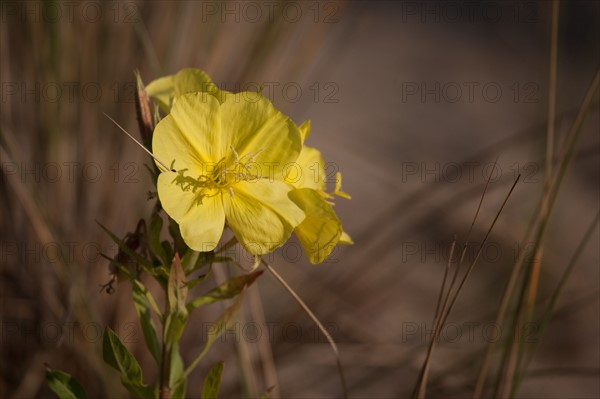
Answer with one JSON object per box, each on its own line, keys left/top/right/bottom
{"left": 508, "top": 70, "right": 600, "bottom": 395}
{"left": 473, "top": 68, "right": 600, "bottom": 398}
{"left": 414, "top": 174, "right": 520, "bottom": 399}
{"left": 437, "top": 175, "right": 521, "bottom": 335}
{"left": 248, "top": 285, "right": 281, "bottom": 399}
{"left": 413, "top": 162, "right": 498, "bottom": 398}
{"left": 212, "top": 263, "right": 259, "bottom": 398}
{"left": 493, "top": 252, "right": 535, "bottom": 398}
{"left": 435, "top": 159, "right": 496, "bottom": 335}
{"left": 545, "top": 0, "right": 560, "bottom": 180}
{"left": 517, "top": 3, "right": 560, "bottom": 370}
{"left": 437, "top": 157, "right": 497, "bottom": 313}
{"left": 443, "top": 160, "right": 496, "bottom": 313}
{"left": 547, "top": 69, "right": 600, "bottom": 212}
{"left": 441, "top": 158, "right": 498, "bottom": 315}
{"left": 508, "top": 250, "right": 543, "bottom": 396}
{"left": 414, "top": 240, "right": 456, "bottom": 399}
{"left": 510, "top": 211, "right": 600, "bottom": 395}
{"left": 261, "top": 260, "right": 348, "bottom": 399}
{"left": 432, "top": 238, "right": 456, "bottom": 326}
{"left": 498, "top": 315, "right": 521, "bottom": 399}
{"left": 1, "top": 135, "right": 113, "bottom": 392}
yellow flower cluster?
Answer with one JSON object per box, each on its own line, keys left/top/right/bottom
{"left": 147, "top": 68, "right": 352, "bottom": 264}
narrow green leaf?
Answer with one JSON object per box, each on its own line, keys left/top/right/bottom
{"left": 103, "top": 327, "right": 143, "bottom": 381}
{"left": 102, "top": 327, "right": 154, "bottom": 399}
{"left": 148, "top": 213, "right": 168, "bottom": 265}
{"left": 168, "top": 219, "right": 188, "bottom": 258}
{"left": 132, "top": 283, "right": 161, "bottom": 364}
{"left": 201, "top": 361, "right": 224, "bottom": 399}
{"left": 187, "top": 271, "right": 263, "bottom": 311}
{"left": 181, "top": 249, "right": 200, "bottom": 274}
{"left": 169, "top": 343, "right": 186, "bottom": 399}
{"left": 182, "top": 288, "right": 246, "bottom": 380}
{"left": 186, "top": 265, "right": 214, "bottom": 290}
{"left": 45, "top": 366, "right": 88, "bottom": 399}
{"left": 181, "top": 249, "right": 214, "bottom": 274}
{"left": 132, "top": 279, "right": 163, "bottom": 318}
{"left": 165, "top": 253, "right": 189, "bottom": 344}
{"left": 184, "top": 256, "right": 245, "bottom": 292}
{"left": 102, "top": 254, "right": 162, "bottom": 318}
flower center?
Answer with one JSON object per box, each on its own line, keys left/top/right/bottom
{"left": 173, "top": 146, "right": 263, "bottom": 204}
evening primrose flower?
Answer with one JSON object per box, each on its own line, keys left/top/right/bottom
{"left": 286, "top": 121, "right": 353, "bottom": 264}
{"left": 152, "top": 91, "right": 305, "bottom": 255}
{"left": 146, "top": 68, "right": 229, "bottom": 113}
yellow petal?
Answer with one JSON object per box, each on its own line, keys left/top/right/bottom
{"left": 339, "top": 231, "right": 354, "bottom": 245}
{"left": 174, "top": 68, "right": 232, "bottom": 104}
{"left": 333, "top": 172, "right": 352, "bottom": 199}
{"left": 223, "top": 180, "right": 304, "bottom": 255}
{"left": 289, "top": 188, "right": 343, "bottom": 264}
{"left": 287, "top": 145, "right": 326, "bottom": 191}
{"left": 157, "top": 172, "right": 225, "bottom": 251}
{"left": 152, "top": 93, "right": 223, "bottom": 172}
{"left": 220, "top": 92, "right": 302, "bottom": 180}
{"left": 298, "top": 120, "right": 311, "bottom": 142}
{"left": 146, "top": 75, "right": 175, "bottom": 113}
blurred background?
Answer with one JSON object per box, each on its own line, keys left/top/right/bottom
{"left": 1, "top": 1, "right": 598, "bottom": 398}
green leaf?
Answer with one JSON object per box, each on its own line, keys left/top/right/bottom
{"left": 102, "top": 327, "right": 155, "bottom": 399}
{"left": 187, "top": 271, "right": 263, "bottom": 311}
{"left": 169, "top": 343, "right": 186, "bottom": 399}
{"left": 132, "top": 283, "right": 161, "bottom": 364}
{"left": 102, "top": 254, "right": 162, "bottom": 319}
{"left": 148, "top": 213, "right": 168, "bottom": 265}
{"left": 181, "top": 288, "right": 246, "bottom": 380}
{"left": 165, "top": 253, "right": 189, "bottom": 344}
{"left": 201, "top": 361, "right": 224, "bottom": 399}
{"left": 181, "top": 249, "right": 214, "bottom": 274}
{"left": 45, "top": 366, "right": 88, "bottom": 399}
{"left": 168, "top": 219, "right": 188, "bottom": 259}
{"left": 186, "top": 265, "right": 214, "bottom": 290}
{"left": 132, "top": 279, "right": 163, "bottom": 317}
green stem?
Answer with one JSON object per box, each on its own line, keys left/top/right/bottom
{"left": 160, "top": 341, "right": 173, "bottom": 399}
{"left": 160, "top": 312, "right": 172, "bottom": 399}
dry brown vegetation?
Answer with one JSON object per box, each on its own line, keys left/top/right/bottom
{"left": 1, "top": 1, "right": 598, "bottom": 398}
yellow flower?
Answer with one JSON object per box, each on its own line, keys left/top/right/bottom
{"left": 146, "top": 68, "right": 229, "bottom": 113}
{"left": 286, "top": 121, "right": 353, "bottom": 264}
{"left": 153, "top": 91, "right": 304, "bottom": 255}
{"left": 147, "top": 67, "right": 352, "bottom": 262}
